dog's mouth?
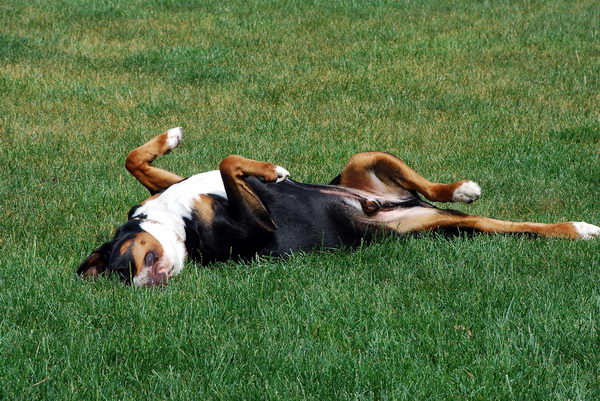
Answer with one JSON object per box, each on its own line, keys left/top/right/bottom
{"left": 131, "top": 253, "right": 174, "bottom": 286}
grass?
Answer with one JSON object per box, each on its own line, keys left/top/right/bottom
{"left": 0, "top": 0, "right": 599, "bottom": 399}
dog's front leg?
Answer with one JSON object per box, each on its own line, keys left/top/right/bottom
{"left": 125, "top": 127, "right": 184, "bottom": 194}
{"left": 219, "top": 155, "right": 289, "bottom": 232}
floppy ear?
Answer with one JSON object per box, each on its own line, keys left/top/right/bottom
{"left": 76, "top": 240, "right": 115, "bottom": 277}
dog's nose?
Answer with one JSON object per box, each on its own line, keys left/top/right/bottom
{"left": 147, "top": 264, "right": 170, "bottom": 286}
{"left": 148, "top": 271, "right": 168, "bottom": 286}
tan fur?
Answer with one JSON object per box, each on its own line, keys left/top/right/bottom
{"left": 125, "top": 130, "right": 183, "bottom": 193}
{"left": 380, "top": 211, "right": 580, "bottom": 238}
{"left": 117, "top": 232, "right": 164, "bottom": 275}
{"left": 193, "top": 194, "right": 215, "bottom": 224}
{"left": 338, "top": 152, "right": 469, "bottom": 202}
{"left": 219, "top": 155, "right": 281, "bottom": 231}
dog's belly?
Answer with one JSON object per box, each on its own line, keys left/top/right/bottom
{"left": 248, "top": 179, "right": 369, "bottom": 255}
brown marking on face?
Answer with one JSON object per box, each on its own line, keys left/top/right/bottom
{"left": 193, "top": 194, "right": 215, "bottom": 224}
{"left": 117, "top": 232, "right": 164, "bottom": 276}
{"left": 118, "top": 238, "right": 134, "bottom": 254}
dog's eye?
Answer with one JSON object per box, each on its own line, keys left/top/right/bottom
{"left": 144, "top": 251, "right": 155, "bottom": 266}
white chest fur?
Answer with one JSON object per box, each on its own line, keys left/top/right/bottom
{"left": 132, "top": 170, "right": 227, "bottom": 227}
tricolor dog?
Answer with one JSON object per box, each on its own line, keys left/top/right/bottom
{"left": 77, "top": 128, "right": 600, "bottom": 286}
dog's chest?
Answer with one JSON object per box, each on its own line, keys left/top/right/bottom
{"left": 157, "top": 170, "right": 226, "bottom": 206}
{"left": 131, "top": 170, "right": 227, "bottom": 233}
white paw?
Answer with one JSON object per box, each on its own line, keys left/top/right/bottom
{"left": 275, "top": 166, "right": 290, "bottom": 183}
{"left": 452, "top": 181, "right": 481, "bottom": 203}
{"left": 572, "top": 222, "right": 600, "bottom": 240}
{"left": 166, "top": 127, "right": 183, "bottom": 149}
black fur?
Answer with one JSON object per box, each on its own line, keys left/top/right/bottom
{"left": 77, "top": 220, "right": 144, "bottom": 282}
{"left": 182, "top": 194, "right": 275, "bottom": 264}
{"left": 181, "top": 178, "right": 378, "bottom": 265}
{"left": 80, "top": 173, "right": 448, "bottom": 283}
{"left": 127, "top": 205, "right": 145, "bottom": 220}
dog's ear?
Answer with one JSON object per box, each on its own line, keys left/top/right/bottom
{"left": 76, "top": 240, "right": 115, "bottom": 277}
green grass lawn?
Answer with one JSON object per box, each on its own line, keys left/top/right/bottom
{"left": 1, "top": 0, "right": 599, "bottom": 399}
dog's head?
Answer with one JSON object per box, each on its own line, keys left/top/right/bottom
{"left": 77, "top": 220, "right": 180, "bottom": 286}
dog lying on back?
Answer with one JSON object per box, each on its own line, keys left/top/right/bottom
{"left": 77, "top": 128, "right": 599, "bottom": 286}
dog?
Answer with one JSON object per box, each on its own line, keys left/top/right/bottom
{"left": 77, "top": 127, "right": 600, "bottom": 286}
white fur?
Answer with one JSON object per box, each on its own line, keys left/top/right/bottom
{"left": 275, "top": 166, "right": 290, "bottom": 183}
{"left": 452, "top": 181, "right": 481, "bottom": 203}
{"left": 132, "top": 170, "right": 227, "bottom": 228}
{"left": 572, "top": 222, "right": 600, "bottom": 240}
{"left": 166, "top": 127, "right": 183, "bottom": 149}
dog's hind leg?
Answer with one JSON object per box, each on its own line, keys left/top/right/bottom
{"left": 125, "top": 127, "right": 184, "bottom": 194}
{"left": 332, "top": 152, "right": 481, "bottom": 204}
{"left": 377, "top": 207, "right": 600, "bottom": 239}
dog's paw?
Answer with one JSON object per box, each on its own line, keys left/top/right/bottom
{"left": 572, "top": 222, "right": 600, "bottom": 240}
{"left": 274, "top": 166, "right": 290, "bottom": 183}
{"left": 452, "top": 181, "right": 481, "bottom": 203}
{"left": 166, "top": 127, "right": 183, "bottom": 150}
{"left": 257, "top": 165, "right": 290, "bottom": 183}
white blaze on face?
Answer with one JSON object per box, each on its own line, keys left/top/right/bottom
{"left": 129, "top": 222, "right": 186, "bottom": 287}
